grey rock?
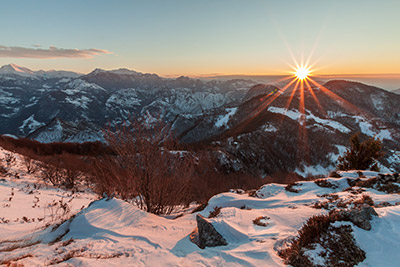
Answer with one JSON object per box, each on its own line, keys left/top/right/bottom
{"left": 190, "top": 214, "right": 227, "bottom": 249}
{"left": 343, "top": 204, "right": 378, "bottom": 230}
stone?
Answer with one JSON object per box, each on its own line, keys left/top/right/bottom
{"left": 190, "top": 214, "right": 227, "bottom": 249}
{"left": 343, "top": 204, "right": 378, "bottom": 231}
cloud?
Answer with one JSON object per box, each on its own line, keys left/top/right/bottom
{"left": 0, "top": 45, "right": 112, "bottom": 59}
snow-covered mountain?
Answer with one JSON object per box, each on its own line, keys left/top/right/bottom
{"left": 0, "top": 63, "right": 81, "bottom": 79}
{"left": 0, "top": 64, "right": 399, "bottom": 175}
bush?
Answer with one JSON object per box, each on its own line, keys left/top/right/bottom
{"left": 337, "top": 133, "right": 383, "bottom": 171}
{"left": 279, "top": 212, "right": 366, "bottom": 266}
{"left": 22, "top": 155, "right": 37, "bottom": 174}
{"left": 253, "top": 216, "right": 269, "bottom": 227}
{"left": 92, "top": 120, "right": 195, "bottom": 215}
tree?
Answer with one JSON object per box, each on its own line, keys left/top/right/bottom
{"left": 336, "top": 133, "right": 384, "bottom": 171}
{"left": 92, "top": 120, "right": 195, "bottom": 215}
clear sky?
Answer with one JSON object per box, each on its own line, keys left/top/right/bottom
{"left": 1, "top": 0, "right": 400, "bottom": 76}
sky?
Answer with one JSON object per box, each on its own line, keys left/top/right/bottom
{"left": 1, "top": 0, "right": 400, "bottom": 77}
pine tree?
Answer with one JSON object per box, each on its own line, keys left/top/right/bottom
{"left": 336, "top": 133, "right": 383, "bottom": 171}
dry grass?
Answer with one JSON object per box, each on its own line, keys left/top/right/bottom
{"left": 353, "top": 194, "right": 374, "bottom": 206}
{"left": 253, "top": 216, "right": 269, "bottom": 227}
{"left": 314, "top": 179, "right": 337, "bottom": 189}
{"left": 285, "top": 182, "right": 301, "bottom": 193}
{"left": 208, "top": 206, "right": 222, "bottom": 218}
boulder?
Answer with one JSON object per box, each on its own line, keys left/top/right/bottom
{"left": 190, "top": 214, "right": 228, "bottom": 249}
{"left": 342, "top": 204, "right": 378, "bottom": 230}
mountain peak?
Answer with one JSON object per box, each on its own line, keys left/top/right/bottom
{"left": 89, "top": 68, "right": 141, "bottom": 76}
{"left": 0, "top": 63, "right": 34, "bottom": 76}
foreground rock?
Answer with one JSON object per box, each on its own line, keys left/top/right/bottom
{"left": 341, "top": 204, "right": 378, "bottom": 230}
{"left": 190, "top": 214, "right": 228, "bottom": 249}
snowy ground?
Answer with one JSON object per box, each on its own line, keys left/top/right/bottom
{"left": 1, "top": 147, "right": 400, "bottom": 266}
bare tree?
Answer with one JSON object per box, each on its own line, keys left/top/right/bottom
{"left": 92, "top": 120, "right": 195, "bottom": 215}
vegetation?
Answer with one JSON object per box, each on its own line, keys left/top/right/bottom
{"left": 91, "top": 120, "right": 195, "bottom": 215}
{"left": 279, "top": 213, "right": 366, "bottom": 267}
{"left": 253, "top": 216, "right": 269, "bottom": 227}
{"left": 337, "top": 133, "right": 383, "bottom": 171}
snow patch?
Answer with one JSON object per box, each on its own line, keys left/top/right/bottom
{"left": 215, "top": 108, "right": 237, "bottom": 128}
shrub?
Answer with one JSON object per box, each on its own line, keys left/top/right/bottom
{"left": 329, "top": 171, "right": 341, "bottom": 178}
{"left": 4, "top": 153, "right": 15, "bottom": 168}
{"left": 314, "top": 179, "right": 337, "bottom": 188}
{"left": 337, "top": 133, "right": 383, "bottom": 171}
{"left": 92, "top": 120, "right": 195, "bottom": 215}
{"left": 208, "top": 206, "right": 222, "bottom": 218}
{"left": 279, "top": 212, "right": 366, "bottom": 266}
{"left": 285, "top": 182, "right": 301, "bottom": 193}
{"left": 253, "top": 216, "right": 269, "bottom": 227}
{"left": 22, "top": 155, "right": 37, "bottom": 174}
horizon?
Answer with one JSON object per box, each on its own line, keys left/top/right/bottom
{"left": 2, "top": 62, "right": 400, "bottom": 90}
{"left": 1, "top": 0, "right": 400, "bottom": 77}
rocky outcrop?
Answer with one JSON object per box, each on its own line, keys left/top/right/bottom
{"left": 341, "top": 204, "right": 378, "bottom": 230}
{"left": 190, "top": 214, "right": 227, "bottom": 249}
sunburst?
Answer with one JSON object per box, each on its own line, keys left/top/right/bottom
{"left": 294, "top": 66, "right": 310, "bottom": 80}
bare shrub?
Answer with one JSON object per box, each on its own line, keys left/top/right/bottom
{"left": 279, "top": 213, "right": 366, "bottom": 266}
{"left": 22, "top": 155, "right": 37, "bottom": 174}
{"left": 0, "top": 163, "right": 7, "bottom": 175}
{"left": 285, "top": 182, "right": 301, "bottom": 193}
{"left": 40, "top": 161, "right": 65, "bottom": 187}
{"left": 38, "top": 153, "right": 83, "bottom": 189}
{"left": 45, "top": 198, "right": 72, "bottom": 224}
{"left": 189, "top": 151, "right": 263, "bottom": 203}
{"left": 253, "top": 216, "right": 269, "bottom": 227}
{"left": 92, "top": 120, "right": 195, "bottom": 215}
{"left": 329, "top": 170, "right": 341, "bottom": 178}
{"left": 4, "top": 153, "right": 16, "bottom": 169}
{"left": 208, "top": 206, "right": 221, "bottom": 218}
{"left": 314, "top": 179, "right": 338, "bottom": 188}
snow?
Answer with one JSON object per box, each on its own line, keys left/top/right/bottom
{"left": 0, "top": 147, "right": 96, "bottom": 241}
{"left": 352, "top": 116, "right": 393, "bottom": 141}
{"left": 333, "top": 207, "right": 400, "bottom": 267}
{"left": 262, "top": 124, "right": 277, "bottom": 132}
{"left": 215, "top": 107, "right": 237, "bottom": 128}
{"left": 65, "top": 95, "right": 91, "bottom": 109}
{"left": 295, "top": 164, "right": 331, "bottom": 177}
{"left": 1, "top": 146, "right": 400, "bottom": 266}
{"left": 375, "top": 129, "right": 392, "bottom": 140}
{"left": 18, "top": 114, "right": 45, "bottom": 134}
{"left": 0, "top": 64, "right": 35, "bottom": 77}
{"left": 91, "top": 68, "right": 140, "bottom": 76}
{"left": 106, "top": 89, "right": 141, "bottom": 108}
{"left": 304, "top": 243, "right": 326, "bottom": 266}
{"left": 0, "top": 64, "right": 80, "bottom": 79}
{"left": 371, "top": 95, "right": 384, "bottom": 111}
{"left": 267, "top": 107, "right": 351, "bottom": 133}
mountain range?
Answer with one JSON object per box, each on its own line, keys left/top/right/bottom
{"left": 0, "top": 64, "right": 399, "bottom": 176}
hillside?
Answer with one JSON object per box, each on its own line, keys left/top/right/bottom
{"left": 1, "top": 64, "right": 400, "bottom": 177}
{"left": 1, "top": 147, "right": 400, "bottom": 266}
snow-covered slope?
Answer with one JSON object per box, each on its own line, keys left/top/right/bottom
{"left": 1, "top": 147, "right": 400, "bottom": 266}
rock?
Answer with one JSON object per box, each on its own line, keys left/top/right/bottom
{"left": 190, "top": 214, "right": 228, "bottom": 249}
{"left": 343, "top": 204, "right": 378, "bottom": 230}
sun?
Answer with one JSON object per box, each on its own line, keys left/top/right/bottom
{"left": 294, "top": 66, "right": 310, "bottom": 80}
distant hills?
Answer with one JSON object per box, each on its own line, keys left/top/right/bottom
{"left": 0, "top": 63, "right": 399, "bottom": 176}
